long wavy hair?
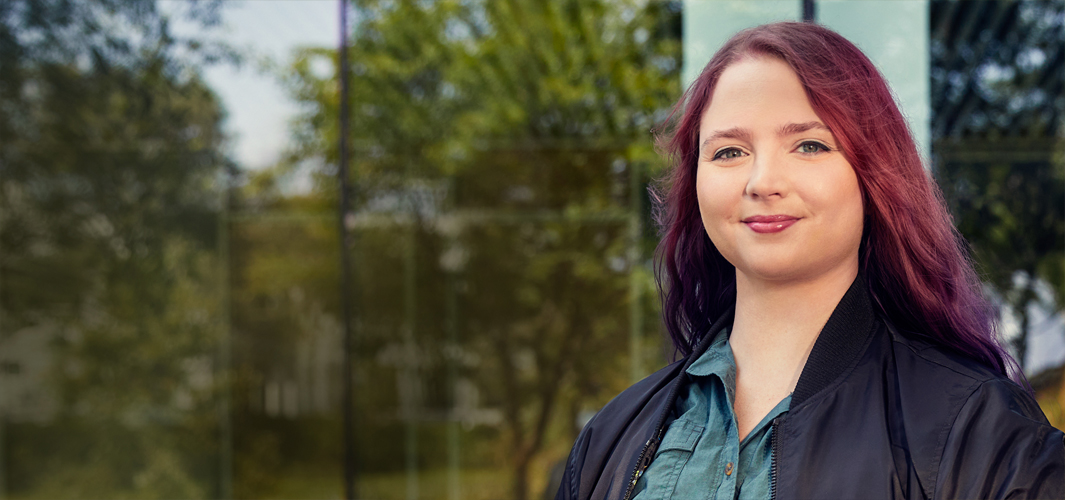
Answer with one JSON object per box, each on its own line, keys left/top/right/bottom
{"left": 652, "top": 22, "right": 1019, "bottom": 380}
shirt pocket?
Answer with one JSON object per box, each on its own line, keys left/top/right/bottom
{"left": 636, "top": 418, "right": 705, "bottom": 500}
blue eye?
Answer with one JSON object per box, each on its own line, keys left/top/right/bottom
{"left": 713, "top": 147, "right": 746, "bottom": 160}
{"left": 798, "top": 141, "right": 829, "bottom": 154}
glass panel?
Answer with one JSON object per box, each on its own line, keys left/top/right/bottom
{"left": 682, "top": 0, "right": 800, "bottom": 86}
{"left": 819, "top": 0, "right": 931, "bottom": 159}
{"left": 320, "top": 2, "right": 681, "bottom": 497}
{"left": 1, "top": 1, "right": 232, "bottom": 497}
{"left": 3, "top": 1, "right": 1060, "bottom": 499}
{"left": 0, "top": 0, "right": 678, "bottom": 498}
{"left": 929, "top": 0, "right": 1064, "bottom": 424}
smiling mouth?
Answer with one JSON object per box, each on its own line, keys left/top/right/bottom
{"left": 742, "top": 215, "right": 800, "bottom": 234}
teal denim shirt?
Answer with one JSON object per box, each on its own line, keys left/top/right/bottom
{"left": 631, "top": 329, "right": 791, "bottom": 500}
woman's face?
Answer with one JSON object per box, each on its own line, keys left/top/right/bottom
{"left": 696, "top": 56, "right": 864, "bottom": 285}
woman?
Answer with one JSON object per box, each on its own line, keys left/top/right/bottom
{"left": 556, "top": 22, "right": 1064, "bottom": 500}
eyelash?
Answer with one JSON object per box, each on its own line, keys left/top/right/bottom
{"left": 710, "top": 141, "right": 832, "bottom": 161}
{"left": 798, "top": 141, "right": 831, "bottom": 154}
{"left": 712, "top": 147, "right": 746, "bottom": 161}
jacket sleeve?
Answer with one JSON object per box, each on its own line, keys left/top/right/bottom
{"left": 555, "top": 425, "right": 592, "bottom": 500}
{"left": 935, "top": 379, "right": 1065, "bottom": 500}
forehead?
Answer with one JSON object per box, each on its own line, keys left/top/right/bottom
{"left": 699, "top": 56, "right": 822, "bottom": 132}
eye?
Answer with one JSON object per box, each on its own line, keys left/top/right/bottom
{"left": 797, "top": 141, "right": 830, "bottom": 154}
{"left": 713, "top": 147, "right": 747, "bottom": 161}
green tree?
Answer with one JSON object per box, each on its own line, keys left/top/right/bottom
{"left": 930, "top": 0, "right": 1065, "bottom": 371}
{"left": 0, "top": 1, "right": 235, "bottom": 497}
{"left": 266, "top": 0, "right": 682, "bottom": 498}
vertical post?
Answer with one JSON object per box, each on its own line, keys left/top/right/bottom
{"left": 803, "top": 0, "right": 816, "bottom": 22}
{"left": 0, "top": 219, "right": 6, "bottom": 500}
{"left": 402, "top": 221, "right": 419, "bottom": 500}
{"left": 446, "top": 274, "right": 460, "bottom": 499}
{"left": 0, "top": 417, "right": 4, "bottom": 500}
{"left": 628, "top": 161, "right": 644, "bottom": 383}
{"left": 0, "top": 170, "right": 5, "bottom": 500}
{"left": 218, "top": 174, "right": 233, "bottom": 500}
{"left": 445, "top": 195, "right": 460, "bottom": 500}
{"left": 0, "top": 393, "right": 5, "bottom": 500}
{"left": 446, "top": 272, "right": 460, "bottom": 500}
{"left": 337, "top": 0, "right": 358, "bottom": 498}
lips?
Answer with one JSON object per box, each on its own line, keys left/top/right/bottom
{"left": 742, "top": 215, "right": 800, "bottom": 234}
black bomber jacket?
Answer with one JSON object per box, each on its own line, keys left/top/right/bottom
{"left": 556, "top": 276, "right": 1065, "bottom": 500}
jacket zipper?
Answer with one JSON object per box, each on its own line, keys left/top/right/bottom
{"left": 770, "top": 416, "right": 782, "bottom": 500}
{"left": 622, "top": 429, "right": 663, "bottom": 500}
{"left": 621, "top": 330, "right": 720, "bottom": 500}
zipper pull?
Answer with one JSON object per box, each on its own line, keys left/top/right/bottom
{"left": 623, "top": 429, "right": 666, "bottom": 500}
{"left": 630, "top": 437, "right": 659, "bottom": 487}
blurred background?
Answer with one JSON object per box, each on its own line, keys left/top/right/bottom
{"left": 0, "top": 0, "right": 1061, "bottom": 499}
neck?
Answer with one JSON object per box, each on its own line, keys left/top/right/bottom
{"left": 728, "top": 265, "right": 859, "bottom": 391}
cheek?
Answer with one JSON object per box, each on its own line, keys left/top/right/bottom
{"left": 695, "top": 170, "right": 719, "bottom": 218}
{"left": 695, "top": 169, "right": 736, "bottom": 241}
{"left": 824, "top": 172, "right": 865, "bottom": 242}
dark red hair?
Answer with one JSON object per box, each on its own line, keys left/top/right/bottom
{"left": 652, "top": 22, "right": 1019, "bottom": 380}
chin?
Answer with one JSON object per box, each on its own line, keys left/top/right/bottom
{"left": 737, "top": 257, "right": 859, "bottom": 286}
{"left": 731, "top": 259, "right": 798, "bottom": 283}
{"left": 732, "top": 253, "right": 820, "bottom": 279}
{"left": 741, "top": 267, "right": 808, "bottom": 284}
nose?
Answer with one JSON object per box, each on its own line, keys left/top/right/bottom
{"left": 744, "top": 152, "right": 788, "bottom": 199}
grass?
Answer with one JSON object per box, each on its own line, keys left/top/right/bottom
{"left": 261, "top": 466, "right": 512, "bottom": 500}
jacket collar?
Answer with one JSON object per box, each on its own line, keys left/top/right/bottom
{"left": 686, "top": 273, "right": 877, "bottom": 409}
{"left": 791, "top": 273, "right": 877, "bottom": 407}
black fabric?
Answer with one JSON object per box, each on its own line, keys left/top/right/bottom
{"left": 790, "top": 274, "right": 876, "bottom": 407}
{"left": 562, "top": 309, "right": 735, "bottom": 500}
{"left": 556, "top": 275, "right": 1065, "bottom": 500}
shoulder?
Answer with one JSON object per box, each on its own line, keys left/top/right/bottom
{"left": 886, "top": 322, "right": 1002, "bottom": 386}
{"left": 933, "top": 377, "right": 1064, "bottom": 499}
{"left": 882, "top": 323, "right": 1064, "bottom": 498}
{"left": 590, "top": 358, "right": 687, "bottom": 427}
{"left": 574, "top": 357, "right": 686, "bottom": 457}
{"left": 557, "top": 359, "right": 687, "bottom": 500}
{"left": 883, "top": 321, "right": 1028, "bottom": 419}
{"left": 883, "top": 320, "right": 1052, "bottom": 439}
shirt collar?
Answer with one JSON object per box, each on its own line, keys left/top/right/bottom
{"left": 685, "top": 326, "right": 735, "bottom": 382}
{"left": 680, "top": 272, "right": 877, "bottom": 411}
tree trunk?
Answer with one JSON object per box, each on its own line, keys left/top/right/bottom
{"left": 1016, "top": 304, "right": 1029, "bottom": 373}
{"left": 512, "top": 454, "right": 530, "bottom": 500}
{"left": 1012, "top": 271, "right": 1037, "bottom": 373}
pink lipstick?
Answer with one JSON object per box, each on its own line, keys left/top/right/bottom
{"left": 742, "top": 215, "right": 800, "bottom": 234}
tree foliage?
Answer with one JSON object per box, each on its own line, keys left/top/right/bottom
{"left": 252, "top": 0, "right": 682, "bottom": 497}
{"left": 930, "top": 0, "right": 1064, "bottom": 370}
{"left": 1, "top": 1, "right": 233, "bottom": 497}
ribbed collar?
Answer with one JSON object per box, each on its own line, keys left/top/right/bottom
{"left": 790, "top": 273, "right": 877, "bottom": 407}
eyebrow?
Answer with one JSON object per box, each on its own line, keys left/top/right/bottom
{"left": 701, "top": 127, "right": 753, "bottom": 148}
{"left": 778, "top": 121, "right": 830, "bottom": 136}
{"left": 700, "top": 121, "right": 831, "bottom": 153}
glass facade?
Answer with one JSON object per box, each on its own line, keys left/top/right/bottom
{"left": 0, "top": 1, "right": 1061, "bottom": 499}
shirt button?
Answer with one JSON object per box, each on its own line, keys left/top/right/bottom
{"left": 725, "top": 462, "right": 734, "bottom": 476}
